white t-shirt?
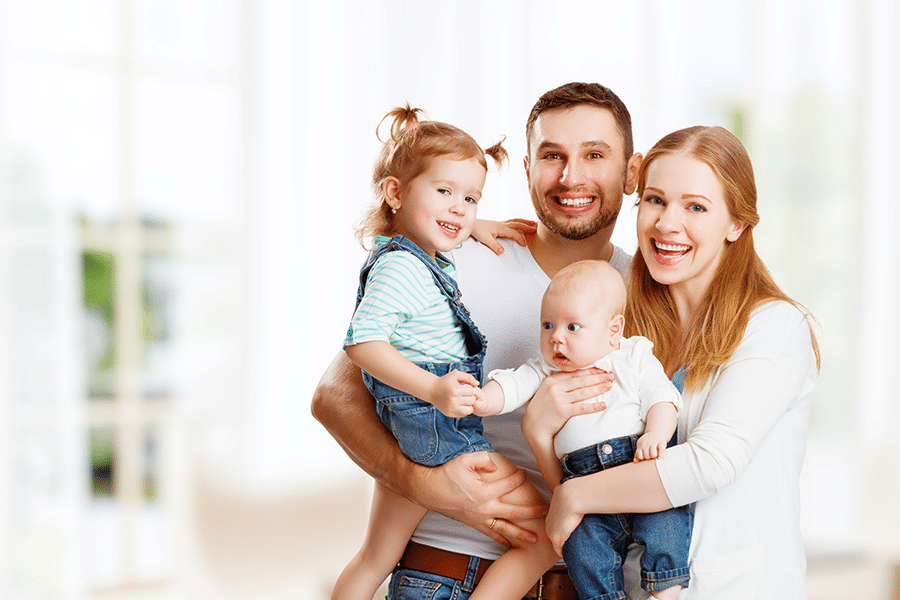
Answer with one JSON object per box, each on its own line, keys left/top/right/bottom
{"left": 489, "top": 336, "right": 681, "bottom": 458}
{"left": 411, "top": 238, "right": 633, "bottom": 557}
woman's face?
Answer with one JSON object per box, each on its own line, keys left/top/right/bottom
{"left": 636, "top": 153, "right": 746, "bottom": 300}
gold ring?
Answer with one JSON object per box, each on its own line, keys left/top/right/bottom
{"left": 489, "top": 518, "right": 497, "bottom": 530}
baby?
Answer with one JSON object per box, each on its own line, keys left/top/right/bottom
{"left": 475, "top": 259, "right": 693, "bottom": 600}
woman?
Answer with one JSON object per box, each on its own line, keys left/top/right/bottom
{"left": 523, "top": 125, "right": 820, "bottom": 598}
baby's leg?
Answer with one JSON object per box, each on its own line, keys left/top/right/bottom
{"left": 651, "top": 585, "right": 682, "bottom": 600}
{"left": 469, "top": 452, "right": 559, "bottom": 600}
{"left": 330, "top": 482, "right": 426, "bottom": 600}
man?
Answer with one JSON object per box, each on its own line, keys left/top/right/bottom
{"left": 312, "top": 82, "right": 642, "bottom": 600}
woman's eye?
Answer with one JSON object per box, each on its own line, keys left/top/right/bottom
{"left": 567, "top": 323, "right": 582, "bottom": 332}
{"left": 688, "top": 203, "right": 706, "bottom": 213}
{"left": 645, "top": 195, "right": 663, "bottom": 206}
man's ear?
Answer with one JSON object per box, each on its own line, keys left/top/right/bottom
{"left": 623, "top": 152, "right": 642, "bottom": 196}
{"left": 523, "top": 155, "right": 531, "bottom": 185}
{"left": 383, "top": 176, "right": 402, "bottom": 211}
{"left": 609, "top": 314, "right": 625, "bottom": 347}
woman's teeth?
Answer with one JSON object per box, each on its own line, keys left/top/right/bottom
{"left": 655, "top": 240, "right": 690, "bottom": 254}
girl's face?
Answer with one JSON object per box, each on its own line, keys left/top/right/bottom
{"left": 636, "top": 153, "right": 747, "bottom": 301}
{"left": 388, "top": 156, "right": 486, "bottom": 258}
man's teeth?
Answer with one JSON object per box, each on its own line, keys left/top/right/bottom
{"left": 557, "top": 197, "right": 592, "bottom": 207}
{"left": 655, "top": 241, "right": 690, "bottom": 252}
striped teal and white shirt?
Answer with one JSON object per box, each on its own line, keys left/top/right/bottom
{"left": 344, "top": 241, "right": 468, "bottom": 363}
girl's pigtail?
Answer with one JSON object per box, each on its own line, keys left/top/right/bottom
{"left": 483, "top": 135, "right": 508, "bottom": 171}
{"left": 376, "top": 102, "right": 426, "bottom": 143}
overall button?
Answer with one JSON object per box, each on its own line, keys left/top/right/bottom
{"left": 601, "top": 444, "right": 613, "bottom": 455}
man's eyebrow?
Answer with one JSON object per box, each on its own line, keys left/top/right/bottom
{"left": 535, "top": 140, "right": 614, "bottom": 152}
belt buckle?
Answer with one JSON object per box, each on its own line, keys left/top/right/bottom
{"left": 535, "top": 574, "right": 544, "bottom": 600}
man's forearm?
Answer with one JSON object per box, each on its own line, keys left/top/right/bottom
{"left": 310, "top": 350, "right": 421, "bottom": 499}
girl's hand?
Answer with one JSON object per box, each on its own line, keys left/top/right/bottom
{"left": 521, "top": 368, "right": 614, "bottom": 447}
{"left": 428, "top": 370, "right": 481, "bottom": 418}
{"left": 545, "top": 479, "right": 584, "bottom": 556}
{"left": 470, "top": 218, "right": 537, "bottom": 255}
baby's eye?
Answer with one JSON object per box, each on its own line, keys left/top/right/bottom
{"left": 438, "top": 188, "right": 451, "bottom": 195}
{"left": 542, "top": 322, "right": 553, "bottom": 331}
{"left": 567, "top": 323, "right": 582, "bottom": 332}
{"left": 465, "top": 195, "right": 478, "bottom": 204}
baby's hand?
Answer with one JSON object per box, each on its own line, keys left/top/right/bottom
{"left": 634, "top": 431, "right": 669, "bottom": 462}
{"left": 428, "top": 370, "right": 481, "bottom": 418}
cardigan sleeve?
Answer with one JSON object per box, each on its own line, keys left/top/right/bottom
{"left": 656, "top": 302, "right": 818, "bottom": 507}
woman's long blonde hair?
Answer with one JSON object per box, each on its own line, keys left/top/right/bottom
{"left": 356, "top": 104, "right": 507, "bottom": 247}
{"left": 625, "top": 126, "right": 820, "bottom": 392}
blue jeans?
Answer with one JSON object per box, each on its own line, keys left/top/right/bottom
{"left": 560, "top": 435, "right": 692, "bottom": 600}
{"left": 387, "top": 566, "right": 538, "bottom": 600}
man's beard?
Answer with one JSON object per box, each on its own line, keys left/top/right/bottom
{"left": 532, "top": 188, "right": 620, "bottom": 241}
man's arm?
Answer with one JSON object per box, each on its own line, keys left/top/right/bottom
{"left": 310, "top": 350, "right": 546, "bottom": 545}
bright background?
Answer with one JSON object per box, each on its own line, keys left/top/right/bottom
{"left": 1, "top": 0, "right": 898, "bottom": 598}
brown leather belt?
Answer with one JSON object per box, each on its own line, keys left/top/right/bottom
{"left": 398, "top": 541, "right": 578, "bottom": 600}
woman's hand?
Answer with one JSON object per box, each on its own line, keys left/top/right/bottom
{"left": 545, "top": 478, "right": 585, "bottom": 556}
{"left": 418, "top": 451, "right": 547, "bottom": 547}
{"left": 521, "top": 368, "right": 614, "bottom": 446}
{"left": 470, "top": 218, "right": 537, "bottom": 255}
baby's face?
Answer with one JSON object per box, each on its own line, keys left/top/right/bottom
{"left": 539, "top": 287, "right": 619, "bottom": 371}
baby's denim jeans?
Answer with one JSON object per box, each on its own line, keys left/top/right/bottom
{"left": 560, "top": 434, "right": 692, "bottom": 600}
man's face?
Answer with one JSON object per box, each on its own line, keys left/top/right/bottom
{"left": 525, "top": 105, "right": 631, "bottom": 240}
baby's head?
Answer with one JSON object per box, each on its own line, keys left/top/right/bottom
{"left": 540, "top": 260, "right": 627, "bottom": 371}
{"left": 355, "top": 104, "right": 507, "bottom": 255}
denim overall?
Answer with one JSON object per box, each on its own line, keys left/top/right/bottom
{"left": 353, "top": 235, "right": 491, "bottom": 467}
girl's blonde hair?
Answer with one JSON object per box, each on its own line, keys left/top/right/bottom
{"left": 625, "top": 126, "right": 820, "bottom": 392}
{"left": 356, "top": 104, "right": 507, "bottom": 247}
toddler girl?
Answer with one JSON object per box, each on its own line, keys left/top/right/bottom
{"left": 331, "top": 105, "right": 559, "bottom": 600}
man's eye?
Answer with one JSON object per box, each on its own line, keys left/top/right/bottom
{"left": 567, "top": 323, "right": 582, "bottom": 332}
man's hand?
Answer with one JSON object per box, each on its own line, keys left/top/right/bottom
{"left": 522, "top": 368, "right": 613, "bottom": 445}
{"left": 418, "top": 451, "right": 548, "bottom": 547}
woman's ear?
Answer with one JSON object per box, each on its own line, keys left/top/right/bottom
{"left": 726, "top": 219, "right": 749, "bottom": 242}
{"left": 609, "top": 314, "right": 625, "bottom": 347}
{"left": 383, "top": 176, "right": 402, "bottom": 211}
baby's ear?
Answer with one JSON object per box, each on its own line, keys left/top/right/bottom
{"left": 609, "top": 314, "right": 625, "bottom": 346}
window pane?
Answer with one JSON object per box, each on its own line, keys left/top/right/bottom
{"left": 84, "top": 250, "right": 117, "bottom": 400}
